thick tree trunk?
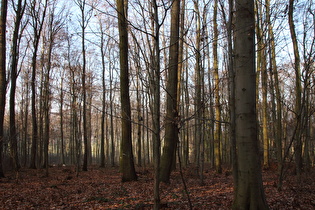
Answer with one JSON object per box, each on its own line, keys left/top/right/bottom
{"left": 160, "top": 0, "right": 180, "bottom": 183}
{"left": 232, "top": 0, "right": 269, "bottom": 209}
{"left": 116, "top": 0, "right": 137, "bottom": 182}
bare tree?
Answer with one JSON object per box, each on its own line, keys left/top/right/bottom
{"left": 29, "top": 0, "right": 48, "bottom": 169}
{"left": 160, "top": 0, "right": 181, "bottom": 184}
{"left": 0, "top": 0, "right": 8, "bottom": 178}
{"left": 116, "top": 0, "right": 137, "bottom": 182}
{"left": 9, "top": 0, "right": 27, "bottom": 173}
{"left": 232, "top": 0, "right": 268, "bottom": 208}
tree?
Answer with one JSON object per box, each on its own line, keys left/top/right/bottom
{"left": 29, "top": 0, "right": 48, "bottom": 169}
{"left": 213, "top": 0, "right": 222, "bottom": 174}
{"left": 116, "top": 0, "right": 137, "bottom": 182}
{"left": 193, "top": 0, "right": 204, "bottom": 184}
{"left": 232, "top": 0, "right": 269, "bottom": 208}
{"left": 160, "top": 0, "right": 181, "bottom": 184}
{"left": 265, "top": 0, "right": 282, "bottom": 177}
{"left": 0, "top": 0, "right": 8, "bottom": 178}
{"left": 288, "top": 0, "right": 303, "bottom": 180}
{"left": 9, "top": 0, "right": 26, "bottom": 173}
{"left": 42, "top": 1, "right": 65, "bottom": 176}
{"left": 74, "top": 0, "right": 93, "bottom": 172}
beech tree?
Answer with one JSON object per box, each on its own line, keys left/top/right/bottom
{"left": 29, "top": 0, "right": 48, "bottom": 169}
{"left": 116, "top": 0, "right": 137, "bottom": 182}
{"left": 0, "top": 0, "right": 7, "bottom": 178}
{"left": 160, "top": 0, "right": 181, "bottom": 184}
{"left": 9, "top": 0, "right": 26, "bottom": 173}
{"left": 232, "top": 0, "right": 269, "bottom": 208}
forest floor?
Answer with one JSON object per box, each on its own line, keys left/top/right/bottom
{"left": 0, "top": 164, "right": 315, "bottom": 209}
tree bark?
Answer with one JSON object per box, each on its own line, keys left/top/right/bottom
{"left": 160, "top": 0, "right": 181, "bottom": 183}
{"left": 0, "top": 0, "right": 8, "bottom": 178}
{"left": 9, "top": 0, "right": 25, "bottom": 172}
{"left": 30, "top": 0, "right": 47, "bottom": 169}
{"left": 232, "top": 0, "right": 269, "bottom": 209}
{"left": 116, "top": 0, "right": 137, "bottom": 182}
{"left": 213, "top": 0, "right": 222, "bottom": 174}
{"left": 288, "top": 0, "right": 303, "bottom": 180}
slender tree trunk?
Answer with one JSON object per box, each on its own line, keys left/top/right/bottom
{"left": 0, "top": 0, "right": 8, "bottom": 178}
{"left": 265, "top": 0, "right": 282, "bottom": 176}
{"left": 288, "top": 0, "right": 303, "bottom": 180}
{"left": 30, "top": 0, "right": 47, "bottom": 169}
{"left": 59, "top": 76, "right": 65, "bottom": 165}
{"left": 213, "top": 0, "right": 222, "bottom": 174}
{"left": 100, "top": 24, "right": 106, "bottom": 168}
{"left": 232, "top": 0, "right": 269, "bottom": 208}
{"left": 9, "top": 0, "right": 25, "bottom": 172}
{"left": 255, "top": 1, "right": 269, "bottom": 168}
{"left": 193, "top": 0, "right": 204, "bottom": 184}
{"left": 151, "top": 0, "right": 161, "bottom": 208}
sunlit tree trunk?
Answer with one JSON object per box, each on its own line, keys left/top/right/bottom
{"left": 116, "top": 0, "right": 137, "bottom": 182}
{"left": 213, "top": 0, "right": 222, "bottom": 174}
{"left": 232, "top": 0, "right": 269, "bottom": 208}
{"left": 0, "top": 0, "right": 7, "bottom": 178}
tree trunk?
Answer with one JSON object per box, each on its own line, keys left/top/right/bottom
{"left": 116, "top": 0, "right": 137, "bottom": 182}
{"left": 0, "top": 0, "right": 8, "bottom": 178}
{"left": 255, "top": 1, "right": 269, "bottom": 168}
{"left": 151, "top": 0, "right": 161, "bottom": 208}
{"left": 232, "top": 0, "right": 269, "bottom": 209}
{"left": 100, "top": 23, "right": 106, "bottom": 168}
{"left": 59, "top": 76, "right": 65, "bottom": 165}
{"left": 266, "top": 0, "right": 282, "bottom": 175}
{"left": 30, "top": 0, "right": 47, "bottom": 169}
{"left": 160, "top": 0, "right": 180, "bottom": 183}
{"left": 213, "top": 0, "right": 222, "bottom": 174}
{"left": 288, "top": 0, "right": 303, "bottom": 180}
{"left": 9, "top": 0, "right": 25, "bottom": 172}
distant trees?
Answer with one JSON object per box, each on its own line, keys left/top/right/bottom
{"left": 0, "top": 2, "right": 314, "bottom": 209}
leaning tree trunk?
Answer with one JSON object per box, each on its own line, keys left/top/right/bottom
{"left": 288, "top": 0, "right": 303, "bottom": 180}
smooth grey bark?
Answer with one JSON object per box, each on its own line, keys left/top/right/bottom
{"left": 232, "top": 0, "right": 269, "bottom": 209}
